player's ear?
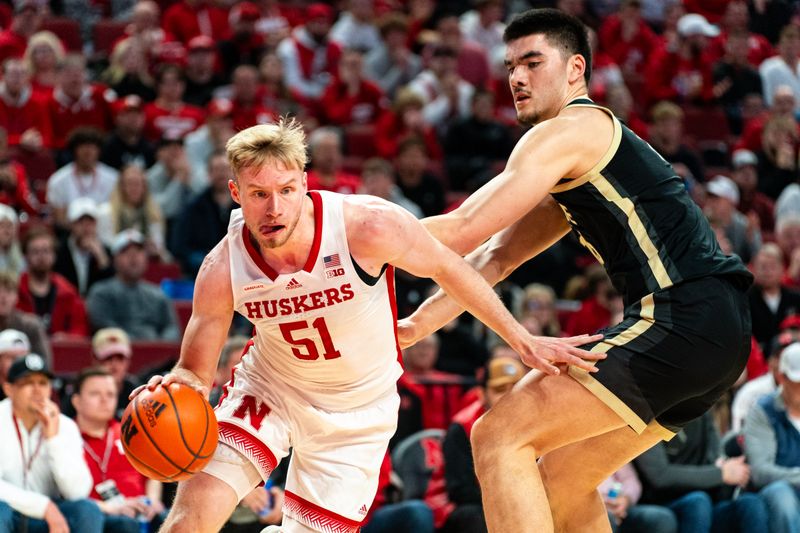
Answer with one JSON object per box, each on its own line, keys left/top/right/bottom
{"left": 301, "top": 171, "right": 308, "bottom": 190}
{"left": 228, "top": 179, "right": 241, "bottom": 205}
{"left": 568, "top": 53, "right": 586, "bottom": 85}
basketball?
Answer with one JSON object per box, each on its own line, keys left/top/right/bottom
{"left": 120, "top": 383, "right": 218, "bottom": 482}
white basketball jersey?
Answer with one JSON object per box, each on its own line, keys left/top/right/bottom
{"left": 227, "top": 190, "right": 404, "bottom": 410}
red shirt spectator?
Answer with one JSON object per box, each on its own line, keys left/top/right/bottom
{"left": 598, "top": 5, "right": 659, "bottom": 77}
{"left": 48, "top": 83, "right": 115, "bottom": 149}
{"left": 17, "top": 271, "right": 88, "bottom": 337}
{"left": 0, "top": 161, "right": 40, "bottom": 216}
{"left": 83, "top": 420, "right": 146, "bottom": 499}
{"left": 306, "top": 126, "right": 361, "bottom": 194}
{"left": 227, "top": 65, "right": 276, "bottom": 132}
{"left": 708, "top": 32, "right": 773, "bottom": 68}
{"left": 306, "top": 168, "right": 361, "bottom": 194}
{"left": 0, "top": 59, "right": 52, "bottom": 149}
{"left": 374, "top": 95, "right": 442, "bottom": 161}
{"left": 143, "top": 65, "right": 205, "bottom": 141}
{"left": 644, "top": 40, "right": 715, "bottom": 106}
{"left": 321, "top": 50, "right": 387, "bottom": 126}
{"left": 161, "top": 0, "right": 231, "bottom": 45}
{"left": 0, "top": 0, "right": 42, "bottom": 62}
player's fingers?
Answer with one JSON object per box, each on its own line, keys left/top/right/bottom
{"left": 146, "top": 375, "right": 165, "bottom": 390}
{"left": 563, "top": 333, "right": 604, "bottom": 346}
{"left": 524, "top": 353, "right": 560, "bottom": 376}
{"left": 128, "top": 384, "right": 147, "bottom": 400}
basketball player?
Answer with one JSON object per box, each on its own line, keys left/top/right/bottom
{"left": 132, "top": 118, "right": 603, "bottom": 533}
{"left": 399, "top": 8, "right": 754, "bottom": 533}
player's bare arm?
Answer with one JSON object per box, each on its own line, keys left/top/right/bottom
{"left": 130, "top": 239, "right": 235, "bottom": 399}
{"left": 400, "top": 197, "right": 571, "bottom": 346}
{"left": 424, "top": 106, "right": 612, "bottom": 256}
{"left": 345, "top": 195, "right": 603, "bottom": 376}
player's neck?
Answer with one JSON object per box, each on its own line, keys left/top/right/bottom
{"left": 77, "top": 414, "right": 110, "bottom": 438}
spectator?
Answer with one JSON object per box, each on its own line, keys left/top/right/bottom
{"left": 53, "top": 197, "right": 114, "bottom": 298}
{"left": 564, "top": 265, "right": 623, "bottom": 336}
{"left": 146, "top": 132, "right": 194, "bottom": 239}
{"left": 644, "top": 13, "right": 717, "bottom": 106}
{"left": 97, "top": 164, "right": 168, "bottom": 263}
{"left": 374, "top": 88, "right": 442, "bottom": 160}
{"left": 443, "top": 356, "right": 526, "bottom": 533}
{"left": 0, "top": 204, "right": 23, "bottom": 278}
{"left": 101, "top": 95, "right": 155, "bottom": 171}
{"left": 759, "top": 25, "right": 800, "bottom": 112}
{"left": 0, "top": 353, "right": 103, "bottom": 533}
{"left": 648, "top": 101, "right": 705, "bottom": 183}
{"left": 0, "top": 58, "right": 52, "bottom": 151}
{"left": 227, "top": 65, "right": 276, "bottom": 132}
{"left": 706, "top": 0, "right": 773, "bottom": 68}
{"left": 22, "top": 30, "right": 64, "bottom": 98}
{"left": 83, "top": 327, "right": 140, "bottom": 420}
{"left": 359, "top": 157, "right": 422, "bottom": 218}
{"left": 394, "top": 137, "right": 445, "bottom": 217}
{"left": 704, "top": 175, "right": 761, "bottom": 263}
{"left": 748, "top": 244, "right": 800, "bottom": 348}
{"left": 0, "top": 271, "right": 50, "bottom": 363}
{"left": 47, "top": 54, "right": 115, "bottom": 156}
{"left": 598, "top": 0, "right": 659, "bottom": 80}
{"left": 712, "top": 30, "right": 763, "bottom": 135}
{"left": 124, "top": 0, "right": 173, "bottom": 67}
{"left": 605, "top": 83, "right": 649, "bottom": 140}
{"left": 143, "top": 65, "right": 205, "bottom": 143}
{"left": 459, "top": 0, "right": 505, "bottom": 61}
{"left": 321, "top": 48, "right": 386, "bottom": 127}
{"left": 732, "top": 333, "right": 800, "bottom": 432}
{"left": 161, "top": 0, "right": 230, "bottom": 46}
{"left": 99, "top": 37, "right": 156, "bottom": 102}
{"left": 0, "top": 328, "right": 29, "bottom": 401}
{"left": 209, "top": 335, "right": 249, "bottom": 406}
{"left": 330, "top": 0, "right": 380, "bottom": 52}
{"left": 586, "top": 28, "right": 624, "bottom": 106}
{"left": 218, "top": 3, "right": 267, "bottom": 79}
{"left": 736, "top": 85, "right": 797, "bottom": 154}
{"left": 258, "top": 52, "right": 304, "bottom": 119}
{"left": 253, "top": 0, "right": 290, "bottom": 49}
{"left": 521, "top": 283, "right": 561, "bottom": 338}
{"left": 731, "top": 149, "right": 774, "bottom": 236}
{"left": 306, "top": 127, "right": 361, "bottom": 194}
{"left": 407, "top": 44, "right": 474, "bottom": 131}
{"left": 185, "top": 98, "right": 235, "bottom": 189}
{"left": 444, "top": 89, "right": 513, "bottom": 192}
{"left": 364, "top": 13, "right": 423, "bottom": 99}
{"left": 0, "top": 0, "right": 43, "bottom": 63}
{"left": 46, "top": 128, "right": 119, "bottom": 228}
{"left": 18, "top": 226, "right": 88, "bottom": 338}
{"left": 71, "top": 367, "right": 165, "bottom": 533}
{"left": 276, "top": 3, "right": 342, "bottom": 103}
{"left": 87, "top": 229, "right": 180, "bottom": 341}
{"left": 634, "top": 411, "right": 768, "bottom": 533}
{"left": 183, "top": 36, "right": 225, "bottom": 107}
{"left": 756, "top": 115, "right": 800, "bottom": 200}
{"left": 744, "top": 342, "right": 800, "bottom": 532}
{"left": 172, "top": 151, "right": 235, "bottom": 276}
{"left": 599, "top": 464, "right": 678, "bottom": 533}
{"left": 433, "top": 13, "right": 490, "bottom": 90}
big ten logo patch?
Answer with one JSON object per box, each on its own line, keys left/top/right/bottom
{"left": 325, "top": 267, "right": 345, "bottom": 279}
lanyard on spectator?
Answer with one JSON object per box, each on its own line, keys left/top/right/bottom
{"left": 73, "top": 168, "right": 97, "bottom": 197}
{"left": 12, "top": 413, "right": 43, "bottom": 489}
{"left": 83, "top": 430, "right": 114, "bottom": 481}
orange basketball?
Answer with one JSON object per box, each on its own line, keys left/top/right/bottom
{"left": 120, "top": 383, "right": 218, "bottom": 482}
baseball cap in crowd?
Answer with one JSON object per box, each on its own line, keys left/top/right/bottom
{"left": 706, "top": 175, "right": 740, "bottom": 205}
{"left": 67, "top": 197, "right": 99, "bottom": 223}
{"left": 207, "top": 98, "right": 234, "bottom": 119}
{"left": 158, "top": 130, "right": 184, "bottom": 149}
{"left": 779, "top": 342, "right": 800, "bottom": 382}
{"left": 732, "top": 149, "right": 758, "bottom": 169}
{"left": 187, "top": 35, "right": 215, "bottom": 53}
{"left": 677, "top": 13, "right": 720, "bottom": 38}
{"left": 486, "top": 357, "right": 526, "bottom": 389}
{"left": 0, "top": 204, "right": 17, "bottom": 225}
{"left": 0, "top": 329, "right": 30, "bottom": 356}
{"left": 92, "top": 327, "right": 132, "bottom": 360}
{"left": 781, "top": 314, "right": 800, "bottom": 332}
{"left": 307, "top": 2, "right": 334, "bottom": 22}
{"left": 7, "top": 353, "right": 52, "bottom": 383}
{"left": 230, "top": 1, "right": 260, "bottom": 25}
{"left": 111, "top": 228, "right": 145, "bottom": 255}
{"left": 113, "top": 94, "right": 144, "bottom": 116}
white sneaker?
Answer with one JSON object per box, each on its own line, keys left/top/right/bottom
{"left": 260, "top": 527, "right": 282, "bottom": 533}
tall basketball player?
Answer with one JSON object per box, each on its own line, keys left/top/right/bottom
{"left": 399, "top": 8, "right": 753, "bottom": 533}
{"left": 132, "top": 118, "right": 604, "bottom": 533}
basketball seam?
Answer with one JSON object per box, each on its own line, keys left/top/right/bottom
{"left": 163, "top": 386, "right": 214, "bottom": 477}
{"left": 133, "top": 391, "right": 195, "bottom": 476}
{"left": 122, "top": 431, "right": 175, "bottom": 480}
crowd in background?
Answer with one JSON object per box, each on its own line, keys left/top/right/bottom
{"left": 3, "top": 0, "right": 800, "bottom": 531}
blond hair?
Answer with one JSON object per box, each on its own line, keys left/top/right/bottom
{"left": 226, "top": 117, "right": 308, "bottom": 181}
{"left": 24, "top": 31, "right": 65, "bottom": 73}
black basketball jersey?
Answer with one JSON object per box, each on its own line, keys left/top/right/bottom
{"left": 550, "top": 99, "right": 752, "bottom": 305}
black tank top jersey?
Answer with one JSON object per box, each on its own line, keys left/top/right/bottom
{"left": 549, "top": 99, "right": 752, "bottom": 305}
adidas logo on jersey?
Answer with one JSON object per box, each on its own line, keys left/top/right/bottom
{"left": 358, "top": 504, "right": 368, "bottom": 515}
{"left": 285, "top": 278, "right": 302, "bottom": 290}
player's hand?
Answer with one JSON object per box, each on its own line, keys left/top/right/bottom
{"left": 242, "top": 486, "right": 269, "bottom": 514}
{"left": 261, "top": 486, "right": 284, "bottom": 525}
{"left": 129, "top": 368, "right": 210, "bottom": 400}
{"left": 514, "top": 334, "right": 605, "bottom": 376}
{"left": 44, "top": 501, "right": 69, "bottom": 533}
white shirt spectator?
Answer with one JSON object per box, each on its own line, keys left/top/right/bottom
{"left": 760, "top": 56, "right": 800, "bottom": 110}
{"left": 407, "top": 71, "right": 474, "bottom": 127}
{"left": 330, "top": 12, "right": 382, "bottom": 52}
{"left": 459, "top": 10, "right": 505, "bottom": 58}
{"left": 731, "top": 373, "right": 777, "bottom": 432}
{"left": 45, "top": 163, "right": 119, "bottom": 213}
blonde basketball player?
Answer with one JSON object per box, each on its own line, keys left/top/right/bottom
{"left": 131, "top": 118, "right": 603, "bottom": 533}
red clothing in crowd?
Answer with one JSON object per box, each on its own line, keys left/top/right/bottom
{"left": 143, "top": 101, "right": 205, "bottom": 141}
{"left": 0, "top": 28, "right": 27, "bottom": 62}
{"left": 451, "top": 398, "right": 486, "bottom": 440}
{"left": 564, "top": 296, "right": 612, "bottom": 337}
{"left": 457, "top": 42, "right": 490, "bottom": 89}
{"left": 0, "top": 162, "right": 40, "bottom": 216}
{"left": 402, "top": 370, "right": 466, "bottom": 432}
{"left": 48, "top": 85, "right": 115, "bottom": 149}
{"left": 320, "top": 78, "right": 387, "bottom": 126}
{"left": 230, "top": 99, "right": 276, "bottom": 133}
{"left": 644, "top": 44, "right": 715, "bottom": 106}
{"left": 740, "top": 190, "right": 775, "bottom": 234}
{"left": 682, "top": 0, "right": 730, "bottom": 23}
{"left": 373, "top": 111, "right": 443, "bottom": 160}
{"left": 161, "top": 1, "right": 231, "bottom": 45}
{"left": 17, "top": 271, "right": 89, "bottom": 336}
{"left": 82, "top": 421, "right": 147, "bottom": 500}
{"left": 598, "top": 14, "right": 659, "bottom": 76}
{"left": 306, "top": 169, "right": 361, "bottom": 195}
{"left": 734, "top": 113, "right": 800, "bottom": 153}
{"left": 746, "top": 338, "right": 768, "bottom": 381}
{"left": 707, "top": 31, "right": 774, "bottom": 68}
{"left": 0, "top": 88, "right": 52, "bottom": 148}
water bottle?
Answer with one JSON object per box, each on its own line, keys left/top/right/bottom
{"left": 607, "top": 482, "right": 623, "bottom": 500}
{"left": 258, "top": 480, "right": 275, "bottom": 518}
{"left": 137, "top": 497, "right": 151, "bottom": 533}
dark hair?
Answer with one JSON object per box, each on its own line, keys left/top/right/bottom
{"left": 21, "top": 225, "right": 55, "bottom": 255}
{"left": 67, "top": 127, "right": 105, "bottom": 153}
{"left": 72, "top": 366, "right": 113, "bottom": 395}
{"left": 503, "top": 8, "right": 592, "bottom": 84}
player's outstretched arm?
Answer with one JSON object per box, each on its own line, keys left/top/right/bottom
{"left": 347, "top": 196, "right": 603, "bottom": 376}
{"left": 131, "top": 240, "right": 235, "bottom": 400}
{"left": 400, "top": 197, "right": 571, "bottom": 347}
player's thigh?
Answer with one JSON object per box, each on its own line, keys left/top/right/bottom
{"left": 162, "top": 472, "right": 240, "bottom": 533}
{"left": 472, "top": 370, "right": 629, "bottom": 457}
